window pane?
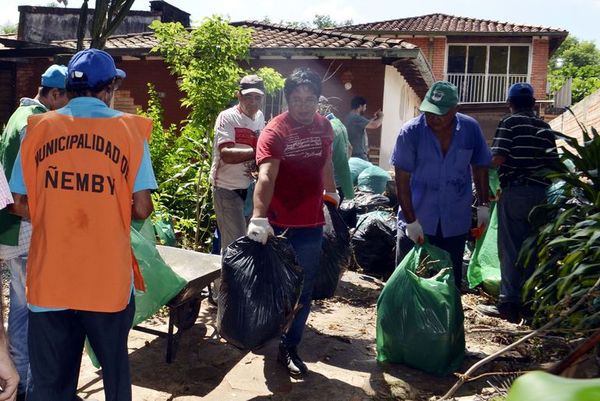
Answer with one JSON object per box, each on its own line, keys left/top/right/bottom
{"left": 467, "top": 46, "right": 487, "bottom": 73}
{"left": 510, "top": 46, "right": 529, "bottom": 74}
{"left": 489, "top": 46, "right": 508, "bottom": 74}
{"left": 448, "top": 46, "right": 466, "bottom": 73}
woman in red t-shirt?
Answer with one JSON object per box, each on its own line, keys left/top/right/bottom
{"left": 247, "top": 67, "right": 339, "bottom": 377}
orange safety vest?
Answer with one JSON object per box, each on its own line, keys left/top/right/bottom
{"left": 21, "top": 111, "right": 151, "bottom": 312}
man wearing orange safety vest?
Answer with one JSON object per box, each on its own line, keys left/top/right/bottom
{"left": 9, "top": 48, "right": 157, "bottom": 401}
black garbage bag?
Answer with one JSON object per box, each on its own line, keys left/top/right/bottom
{"left": 351, "top": 211, "right": 397, "bottom": 278}
{"left": 313, "top": 202, "right": 351, "bottom": 300}
{"left": 217, "top": 236, "right": 303, "bottom": 350}
{"left": 339, "top": 200, "right": 358, "bottom": 228}
{"left": 353, "top": 190, "right": 391, "bottom": 213}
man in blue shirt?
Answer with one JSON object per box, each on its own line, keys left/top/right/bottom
{"left": 390, "top": 81, "right": 491, "bottom": 287}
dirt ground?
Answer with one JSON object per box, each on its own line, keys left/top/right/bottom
{"left": 71, "top": 270, "right": 570, "bottom": 401}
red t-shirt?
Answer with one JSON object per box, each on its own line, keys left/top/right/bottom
{"left": 256, "top": 112, "right": 333, "bottom": 228}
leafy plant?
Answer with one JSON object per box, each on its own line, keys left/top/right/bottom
{"left": 522, "top": 118, "right": 600, "bottom": 330}
{"left": 146, "top": 18, "right": 284, "bottom": 250}
{"left": 548, "top": 35, "right": 600, "bottom": 103}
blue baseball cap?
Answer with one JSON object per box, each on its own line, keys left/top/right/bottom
{"left": 507, "top": 83, "right": 534, "bottom": 100}
{"left": 66, "top": 48, "right": 126, "bottom": 89}
{"left": 41, "top": 64, "right": 67, "bottom": 89}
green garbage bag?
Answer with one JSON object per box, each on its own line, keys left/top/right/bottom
{"left": 467, "top": 169, "right": 501, "bottom": 297}
{"left": 506, "top": 371, "right": 600, "bottom": 401}
{"left": 130, "top": 227, "right": 187, "bottom": 324}
{"left": 376, "top": 243, "right": 465, "bottom": 376}
{"left": 132, "top": 217, "right": 156, "bottom": 243}
{"left": 357, "top": 166, "right": 392, "bottom": 194}
{"left": 153, "top": 212, "right": 177, "bottom": 246}
{"left": 349, "top": 157, "right": 372, "bottom": 185}
{"left": 467, "top": 203, "right": 501, "bottom": 296}
{"left": 87, "top": 226, "right": 187, "bottom": 367}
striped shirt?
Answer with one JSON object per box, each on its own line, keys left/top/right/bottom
{"left": 491, "top": 110, "right": 558, "bottom": 187}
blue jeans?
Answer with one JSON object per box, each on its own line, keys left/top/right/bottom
{"left": 497, "top": 185, "right": 547, "bottom": 305}
{"left": 498, "top": 185, "right": 546, "bottom": 304}
{"left": 28, "top": 297, "right": 135, "bottom": 401}
{"left": 276, "top": 226, "right": 323, "bottom": 348}
{"left": 7, "top": 256, "right": 32, "bottom": 396}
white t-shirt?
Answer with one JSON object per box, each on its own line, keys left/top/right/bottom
{"left": 209, "top": 105, "right": 265, "bottom": 190}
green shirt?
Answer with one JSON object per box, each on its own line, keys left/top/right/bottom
{"left": 0, "top": 99, "right": 47, "bottom": 245}
{"left": 328, "top": 115, "right": 354, "bottom": 199}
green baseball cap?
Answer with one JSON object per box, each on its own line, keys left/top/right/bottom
{"left": 419, "top": 81, "right": 459, "bottom": 115}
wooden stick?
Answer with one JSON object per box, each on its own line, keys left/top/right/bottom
{"left": 438, "top": 276, "right": 600, "bottom": 400}
{"left": 549, "top": 329, "right": 600, "bottom": 375}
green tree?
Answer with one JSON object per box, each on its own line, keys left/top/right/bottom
{"left": 0, "top": 22, "right": 17, "bottom": 35}
{"left": 260, "top": 14, "right": 352, "bottom": 30}
{"left": 548, "top": 35, "right": 600, "bottom": 104}
{"left": 149, "top": 18, "right": 284, "bottom": 249}
{"left": 76, "top": 0, "right": 135, "bottom": 50}
{"left": 312, "top": 14, "right": 353, "bottom": 29}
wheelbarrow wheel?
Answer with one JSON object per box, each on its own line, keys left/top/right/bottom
{"left": 173, "top": 298, "right": 201, "bottom": 330}
{"left": 208, "top": 278, "right": 220, "bottom": 306}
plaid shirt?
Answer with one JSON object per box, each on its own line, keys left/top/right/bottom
{"left": 0, "top": 162, "right": 13, "bottom": 210}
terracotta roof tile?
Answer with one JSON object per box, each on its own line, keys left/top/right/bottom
{"left": 233, "top": 21, "right": 417, "bottom": 50}
{"left": 340, "top": 13, "right": 567, "bottom": 35}
{"left": 49, "top": 22, "right": 418, "bottom": 52}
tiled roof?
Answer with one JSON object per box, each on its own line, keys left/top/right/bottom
{"left": 50, "top": 32, "right": 159, "bottom": 50}
{"left": 26, "top": 21, "right": 434, "bottom": 97}
{"left": 340, "top": 13, "right": 567, "bottom": 35}
{"left": 50, "top": 21, "right": 418, "bottom": 53}
{"left": 233, "top": 21, "right": 417, "bottom": 51}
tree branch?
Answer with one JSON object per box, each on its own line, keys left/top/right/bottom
{"left": 438, "top": 276, "right": 600, "bottom": 400}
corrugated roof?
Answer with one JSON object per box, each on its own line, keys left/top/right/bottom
{"left": 340, "top": 13, "right": 567, "bottom": 35}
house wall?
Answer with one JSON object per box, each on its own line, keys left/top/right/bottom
{"left": 117, "top": 59, "right": 186, "bottom": 125}
{"left": 394, "top": 35, "right": 551, "bottom": 100}
{"left": 403, "top": 37, "right": 447, "bottom": 81}
{"left": 249, "top": 58, "right": 386, "bottom": 152}
{"left": 0, "top": 63, "right": 16, "bottom": 126}
{"left": 16, "top": 60, "right": 51, "bottom": 105}
{"left": 17, "top": 6, "right": 159, "bottom": 43}
{"left": 379, "top": 65, "right": 421, "bottom": 170}
{"left": 531, "top": 37, "right": 550, "bottom": 100}
{"left": 9, "top": 58, "right": 185, "bottom": 130}
{"left": 549, "top": 88, "right": 600, "bottom": 147}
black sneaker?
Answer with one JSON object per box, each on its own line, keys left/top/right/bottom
{"left": 477, "top": 303, "right": 521, "bottom": 324}
{"left": 498, "top": 303, "right": 521, "bottom": 324}
{"left": 278, "top": 343, "right": 308, "bottom": 377}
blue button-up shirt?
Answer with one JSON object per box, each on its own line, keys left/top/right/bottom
{"left": 390, "top": 113, "right": 491, "bottom": 237}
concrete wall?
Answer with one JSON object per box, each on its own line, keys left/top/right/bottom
{"left": 379, "top": 65, "right": 420, "bottom": 170}
{"left": 18, "top": 6, "right": 159, "bottom": 43}
{"left": 549, "top": 88, "right": 600, "bottom": 146}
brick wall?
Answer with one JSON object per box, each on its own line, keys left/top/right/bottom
{"left": 531, "top": 38, "right": 550, "bottom": 100}
{"left": 117, "top": 59, "right": 186, "bottom": 126}
{"left": 403, "top": 36, "right": 446, "bottom": 80}
{"left": 16, "top": 60, "right": 51, "bottom": 103}
{"left": 250, "top": 58, "right": 386, "bottom": 148}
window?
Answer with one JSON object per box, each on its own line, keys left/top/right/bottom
{"left": 446, "top": 44, "right": 530, "bottom": 102}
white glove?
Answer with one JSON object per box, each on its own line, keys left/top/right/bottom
{"left": 323, "top": 190, "right": 340, "bottom": 207}
{"left": 247, "top": 217, "right": 274, "bottom": 244}
{"left": 477, "top": 205, "right": 490, "bottom": 229}
{"left": 405, "top": 220, "right": 424, "bottom": 244}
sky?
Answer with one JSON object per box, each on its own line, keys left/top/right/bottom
{"left": 3, "top": 0, "right": 600, "bottom": 45}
